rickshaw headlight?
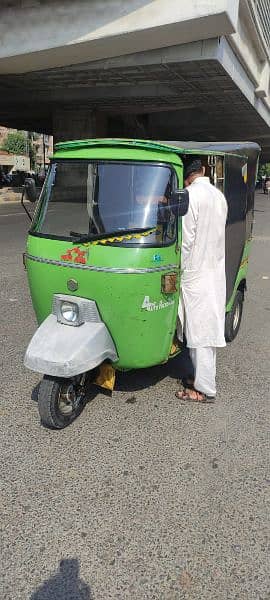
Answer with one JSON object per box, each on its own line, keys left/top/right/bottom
{"left": 60, "top": 301, "right": 79, "bottom": 323}
{"left": 53, "top": 294, "right": 101, "bottom": 327}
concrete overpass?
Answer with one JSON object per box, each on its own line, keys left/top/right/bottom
{"left": 0, "top": 0, "right": 270, "bottom": 160}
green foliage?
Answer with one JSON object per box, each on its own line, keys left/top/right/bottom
{"left": 1, "top": 131, "right": 27, "bottom": 155}
{"left": 258, "top": 163, "right": 270, "bottom": 178}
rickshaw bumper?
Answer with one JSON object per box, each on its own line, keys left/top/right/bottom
{"left": 24, "top": 314, "right": 118, "bottom": 377}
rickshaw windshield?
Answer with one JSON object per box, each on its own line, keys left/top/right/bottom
{"left": 30, "top": 160, "right": 177, "bottom": 246}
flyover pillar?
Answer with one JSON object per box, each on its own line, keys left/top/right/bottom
{"left": 52, "top": 108, "right": 107, "bottom": 143}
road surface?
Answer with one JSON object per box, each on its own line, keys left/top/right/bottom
{"left": 1, "top": 194, "right": 269, "bottom": 599}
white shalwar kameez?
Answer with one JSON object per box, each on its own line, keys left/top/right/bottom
{"left": 178, "top": 176, "right": 228, "bottom": 397}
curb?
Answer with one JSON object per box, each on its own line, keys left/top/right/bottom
{"left": 0, "top": 190, "right": 22, "bottom": 204}
{"left": 0, "top": 198, "right": 21, "bottom": 204}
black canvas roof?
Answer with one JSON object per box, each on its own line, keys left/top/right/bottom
{"left": 161, "top": 141, "right": 261, "bottom": 161}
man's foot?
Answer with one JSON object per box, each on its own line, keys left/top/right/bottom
{"left": 182, "top": 376, "right": 194, "bottom": 389}
{"left": 175, "top": 389, "right": 215, "bottom": 403}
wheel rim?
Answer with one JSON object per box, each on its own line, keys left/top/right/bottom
{"left": 233, "top": 303, "right": 240, "bottom": 331}
{"left": 57, "top": 376, "right": 86, "bottom": 418}
{"left": 58, "top": 383, "right": 76, "bottom": 416}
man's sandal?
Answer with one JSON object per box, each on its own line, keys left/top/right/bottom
{"left": 181, "top": 376, "right": 194, "bottom": 389}
{"left": 175, "top": 389, "right": 215, "bottom": 404}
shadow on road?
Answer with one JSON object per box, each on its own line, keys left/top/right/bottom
{"left": 30, "top": 558, "right": 93, "bottom": 599}
{"left": 30, "top": 349, "right": 193, "bottom": 402}
{"left": 115, "top": 347, "right": 193, "bottom": 392}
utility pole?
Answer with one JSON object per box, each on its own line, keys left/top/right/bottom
{"left": 43, "top": 134, "right": 46, "bottom": 171}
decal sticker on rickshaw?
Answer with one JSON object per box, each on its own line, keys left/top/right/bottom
{"left": 61, "top": 247, "right": 89, "bottom": 264}
{"left": 81, "top": 228, "right": 157, "bottom": 247}
{"left": 240, "top": 257, "right": 249, "bottom": 268}
{"left": 152, "top": 253, "right": 163, "bottom": 262}
{"left": 141, "top": 295, "right": 175, "bottom": 312}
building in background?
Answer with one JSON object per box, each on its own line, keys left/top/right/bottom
{"left": 0, "top": 126, "right": 53, "bottom": 186}
{"left": 33, "top": 133, "right": 54, "bottom": 171}
{"left": 0, "top": 149, "right": 30, "bottom": 173}
{"left": 0, "top": 126, "right": 53, "bottom": 174}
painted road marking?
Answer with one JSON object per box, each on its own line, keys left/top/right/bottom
{"left": 0, "top": 210, "right": 55, "bottom": 217}
{"left": 0, "top": 212, "right": 26, "bottom": 217}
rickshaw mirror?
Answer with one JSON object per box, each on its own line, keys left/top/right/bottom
{"left": 24, "top": 177, "right": 37, "bottom": 203}
{"left": 170, "top": 188, "right": 189, "bottom": 217}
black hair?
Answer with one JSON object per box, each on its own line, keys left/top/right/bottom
{"left": 184, "top": 157, "right": 203, "bottom": 179}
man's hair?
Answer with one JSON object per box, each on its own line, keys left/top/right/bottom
{"left": 184, "top": 157, "right": 203, "bottom": 179}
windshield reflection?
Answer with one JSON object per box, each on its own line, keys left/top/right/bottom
{"left": 31, "top": 161, "right": 177, "bottom": 246}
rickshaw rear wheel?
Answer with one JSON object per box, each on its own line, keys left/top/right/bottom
{"left": 38, "top": 374, "right": 87, "bottom": 429}
{"left": 225, "top": 290, "right": 244, "bottom": 342}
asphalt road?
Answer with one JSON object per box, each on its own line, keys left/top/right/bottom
{"left": 1, "top": 194, "right": 270, "bottom": 600}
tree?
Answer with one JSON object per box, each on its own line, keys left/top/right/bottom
{"left": 258, "top": 163, "right": 270, "bottom": 178}
{"left": 1, "top": 131, "right": 27, "bottom": 155}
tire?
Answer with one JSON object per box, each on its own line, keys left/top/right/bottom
{"left": 225, "top": 290, "right": 244, "bottom": 343}
{"left": 37, "top": 374, "right": 87, "bottom": 429}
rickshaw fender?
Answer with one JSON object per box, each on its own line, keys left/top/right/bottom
{"left": 24, "top": 314, "right": 118, "bottom": 377}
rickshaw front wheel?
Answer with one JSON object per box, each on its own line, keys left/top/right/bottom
{"left": 38, "top": 374, "right": 87, "bottom": 429}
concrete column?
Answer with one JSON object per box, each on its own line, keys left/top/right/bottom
{"left": 52, "top": 108, "right": 107, "bottom": 143}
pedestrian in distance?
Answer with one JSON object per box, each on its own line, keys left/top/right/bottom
{"left": 265, "top": 178, "right": 270, "bottom": 199}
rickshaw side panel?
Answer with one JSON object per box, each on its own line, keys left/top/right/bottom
{"left": 225, "top": 237, "right": 250, "bottom": 312}
{"left": 224, "top": 154, "right": 248, "bottom": 304}
{"left": 223, "top": 147, "right": 259, "bottom": 309}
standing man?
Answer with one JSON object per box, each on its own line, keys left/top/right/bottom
{"left": 176, "top": 158, "right": 228, "bottom": 403}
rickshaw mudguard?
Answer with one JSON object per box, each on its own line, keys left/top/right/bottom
{"left": 24, "top": 314, "right": 118, "bottom": 377}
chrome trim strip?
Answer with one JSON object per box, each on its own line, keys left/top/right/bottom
{"left": 25, "top": 254, "right": 179, "bottom": 274}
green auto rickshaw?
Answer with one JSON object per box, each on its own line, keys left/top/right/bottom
{"left": 23, "top": 138, "right": 260, "bottom": 428}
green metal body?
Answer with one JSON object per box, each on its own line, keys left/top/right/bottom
{"left": 25, "top": 139, "right": 252, "bottom": 371}
{"left": 26, "top": 144, "right": 183, "bottom": 370}
{"left": 226, "top": 237, "right": 251, "bottom": 311}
